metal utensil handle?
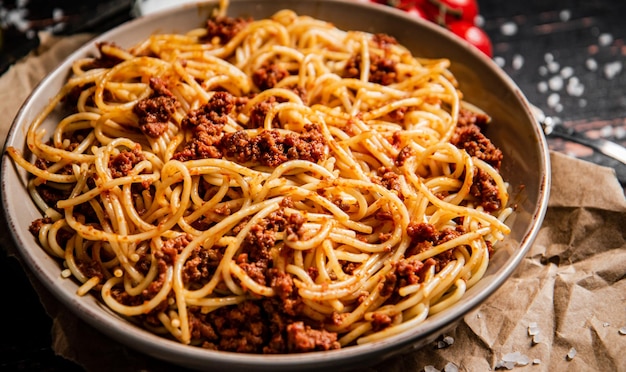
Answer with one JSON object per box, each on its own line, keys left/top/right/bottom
{"left": 531, "top": 104, "right": 626, "bottom": 165}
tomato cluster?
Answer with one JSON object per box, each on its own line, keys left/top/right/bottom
{"left": 370, "top": 0, "right": 493, "bottom": 57}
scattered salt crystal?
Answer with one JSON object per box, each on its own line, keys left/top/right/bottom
{"left": 619, "top": 326, "right": 626, "bottom": 335}
{"left": 578, "top": 98, "right": 587, "bottom": 107}
{"left": 443, "top": 336, "right": 455, "bottom": 346}
{"left": 585, "top": 58, "right": 598, "bottom": 71}
{"left": 494, "top": 56, "right": 506, "bottom": 68}
{"left": 559, "top": 9, "right": 572, "bottom": 22}
{"left": 600, "top": 125, "right": 613, "bottom": 137}
{"left": 528, "top": 322, "right": 540, "bottom": 336}
{"left": 548, "top": 61, "right": 561, "bottom": 73}
{"left": 443, "top": 362, "right": 459, "bottom": 372}
{"left": 615, "top": 127, "right": 626, "bottom": 139}
{"left": 603, "top": 322, "right": 610, "bottom": 327}
{"left": 548, "top": 75, "right": 564, "bottom": 90}
{"left": 547, "top": 93, "right": 560, "bottom": 107}
{"left": 566, "top": 77, "right": 585, "bottom": 97}
{"left": 502, "top": 351, "right": 525, "bottom": 363}
{"left": 437, "top": 341, "right": 447, "bottom": 349}
{"left": 517, "top": 355, "right": 531, "bottom": 366}
{"left": 598, "top": 33, "right": 613, "bottom": 47}
{"left": 512, "top": 54, "right": 524, "bottom": 70}
{"left": 533, "top": 359, "right": 542, "bottom": 365}
{"left": 532, "top": 333, "right": 544, "bottom": 345}
{"left": 424, "top": 365, "right": 439, "bottom": 372}
{"left": 52, "top": 8, "right": 64, "bottom": 21}
{"left": 554, "top": 103, "right": 563, "bottom": 113}
{"left": 501, "top": 22, "right": 518, "bottom": 36}
{"left": 475, "top": 14, "right": 485, "bottom": 28}
{"left": 538, "top": 66, "right": 548, "bottom": 76}
{"left": 603, "top": 61, "right": 623, "bottom": 79}
{"left": 537, "top": 81, "right": 548, "bottom": 93}
{"left": 544, "top": 53, "right": 555, "bottom": 63}
{"left": 495, "top": 360, "right": 515, "bottom": 370}
{"left": 566, "top": 347, "right": 577, "bottom": 361}
{"left": 560, "top": 66, "right": 574, "bottom": 79}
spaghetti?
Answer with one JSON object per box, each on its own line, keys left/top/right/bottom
{"left": 7, "top": 2, "right": 513, "bottom": 353}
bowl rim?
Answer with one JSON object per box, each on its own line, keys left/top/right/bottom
{"left": 1, "top": 0, "right": 551, "bottom": 370}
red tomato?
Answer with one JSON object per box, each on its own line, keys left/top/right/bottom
{"left": 398, "top": 2, "right": 428, "bottom": 19}
{"left": 447, "top": 20, "right": 493, "bottom": 57}
{"left": 420, "top": 0, "right": 479, "bottom": 26}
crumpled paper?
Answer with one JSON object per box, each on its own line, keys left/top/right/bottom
{"left": 1, "top": 33, "right": 625, "bottom": 372}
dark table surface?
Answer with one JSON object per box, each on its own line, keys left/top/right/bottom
{"left": 1, "top": 0, "right": 625, "bottom": 370}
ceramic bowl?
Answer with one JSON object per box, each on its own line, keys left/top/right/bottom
{"left": 1, "top": 1, "right": 550, "bottom": 370}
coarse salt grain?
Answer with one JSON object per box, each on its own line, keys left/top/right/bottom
{"left": 603, "top": 61, "right": 622, "bottom": 79}
{"left": 475, "top": 14, "right": 485, "bottom": 27}
{"left": 619, "top": 327, "right": 626, "bottom": 335}
{"left": 538, "top": 65, "right": 548, "bottom": 76}
{"left": 528, "top": 322, "right": 540, "bottom": 336}
{"left": 494, "top": 56, "right": 506, "bottom": 68}
{"left": 547, "top": 93, "right": 560, "bottom": 107}
{"left": 532, "top": 333, "right": 544, "bottom": 345}
{"left": 443, "top": 362, "right": 459, "bottom": 372}
{"left": 538, "top": 81, "right": 548, "bottom": 93}
{"left": 424, "top": 366, "right": 439, "bottom": 372}
{"left": 566, "top": 347, "right": 577, "bottom": 360}
{"left": 548, "top": 61, "right": 560, "bottom": 73}
{"left": 560, "top": 66, "right": 574, "bottom": 78}
{"left": 585, "top": 58, "right": 598, "bottom": 71}
{"left": 544, "top": 53, "right": 555, "bottom": 63}
{"left": 566, "top": 77, "right": 585, "bottom": 97}
{"left": 501, "top": 22, "right": 518, "bottom": 36}
{"left": 559, "top": 9, "right": 571, "bottom": 22}
{"left": 512, "top": 54, "right": 524, "bottom": 70}
{"left": 52, "top": 8, "right": 64, "bottom": 21}
{"left": 598, "top": 33, "right": 613, "bottom": 47}
{"left": 533, "top": 359, "right": 541, "bottom": 365}
{"left": 600, "top": 125, "right": 613, "bottom": 137}
{"left": 615, "top": 127, "right": 626, "bottom": 139}
{"left": 548, "top": 75, "right": 564, "bottom": 90}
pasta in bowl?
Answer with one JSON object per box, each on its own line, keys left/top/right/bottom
{"left": 1, "top": 0, "right": 549, "bottom": 370}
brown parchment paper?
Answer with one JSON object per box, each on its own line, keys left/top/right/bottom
{"left": 1, "top": 33, "right": 625, "bottom": 372}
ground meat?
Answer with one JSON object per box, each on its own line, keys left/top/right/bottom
{"left": 286, "top": 322, "right": 340, "bottom": 353}
{"left": 407, "top": 222, "right": 438, "bottom": 244}
{"left": 344, "top": 53, "right": 398, "bottom": 85}
{"left": 204, "top": 16, "right": 251, "bottom": 44}
{"left": 28, "top": 217, "right": 52, "bottom": 236}
{"left": 404, "top": 223, "right": 468, "bottom": 272}
{"left": 133, "top": 78, "right": 180, "bottom": 138}
{"left": 221, "top": 124, "right": 326, "bottom": 167}
{"left": 451, "top": 123, "right": 503, "bottom": 170}
{"left": 373, "top": 167, "right": 402, "bottom": 194}
{"left": 371, "top": 313, "right": 393, "bottom": 332}
{"left": 395, "top": 145, "right": 412, "bottom": 166}
{"left": 247, "top": 96, "right": 279, "bottom": 128}
{"left": 457, "top": 107, "right": 490, "bottom": 129}
{"left": 110, "top": 257, "right": 169, "bottom": 310}
{"left": 470, "top": 168, "right": 502, "bottom": 212}
{"left": 372, "top": 33, "right": 398, "bottom": 49}
{"left": 108, "top": 145, "right": 145, "bottom": 178}
{"left": 253, "top": 63, "right": 289, "bottom": 91}
{"left": 76, "top": 258, "right": 104, "bottom": 281}
{"left": 182, "top": 245, "right": 223, "bottom": 285}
